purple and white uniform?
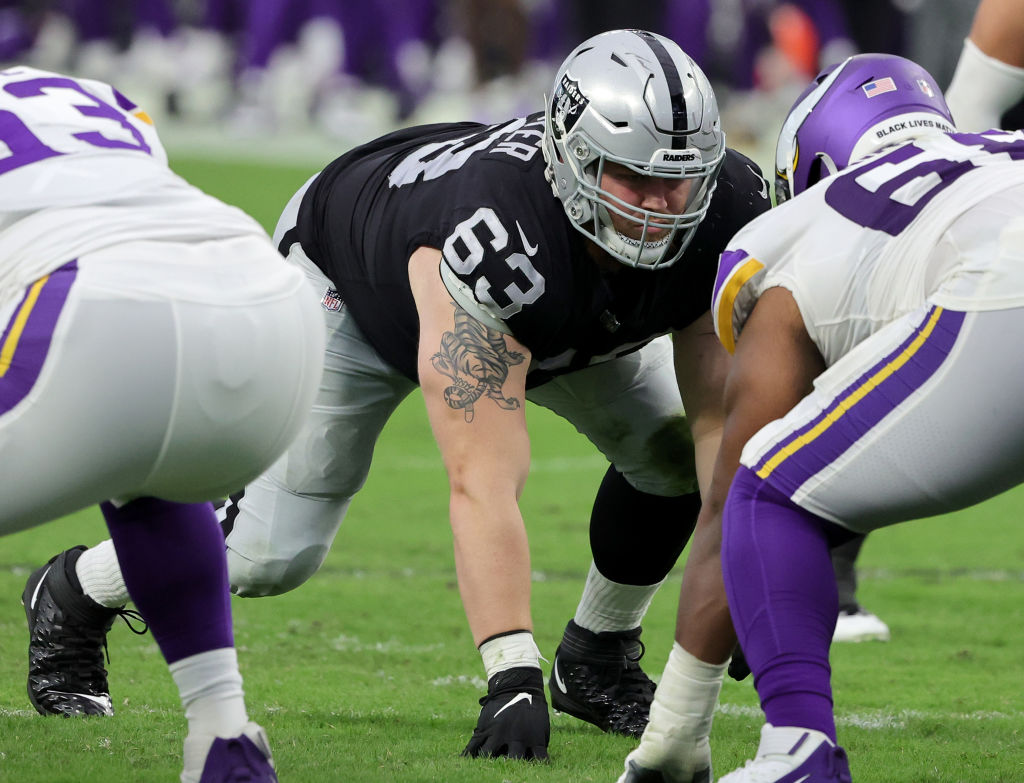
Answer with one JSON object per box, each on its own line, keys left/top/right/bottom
{"left": 712, "top": 128, "right": 1024, "bottom": 531}
{"left": 0, "top": 66, "right": 324, "bottom": 534}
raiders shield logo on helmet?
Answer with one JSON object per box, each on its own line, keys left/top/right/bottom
{"left": 552, "top": 75, "right": 588, "bottom": 138}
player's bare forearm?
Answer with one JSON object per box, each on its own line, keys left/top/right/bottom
{"left": 436, "top": 330, "right": 533, "bottom": 643}
{"left": 409, "top": 246, "right": 535, "bottom": 645}
{"left": 675, "top": 505, "right": 735, "bottom": 663}
{"left": 969, "top": 0, "right": 1024, "bottom": 67}
{"left": 675, "top": 288, "right": 824, "bottom": 663}
{"left": 450, "top": 495, "right": 534, "bottom": 644}
{"left": 673, "top": 310, "right": 731, "bottom": 500}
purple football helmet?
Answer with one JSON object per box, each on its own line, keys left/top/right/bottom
{"left": 774, "top": 53, "right": 955, "bottom": 204}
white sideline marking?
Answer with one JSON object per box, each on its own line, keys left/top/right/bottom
{"left": 0, "top": 708, "right": 36, "bottom": 717}
{"left": 431, "top": 674, "right": 488, "bottom": 689}
{"left": 857, "top": 567, "right": 1024, "bottom": 582}
{"left": 715, "top": 702, "right": 1024, "bottom": 729}
{"left": 329, "top": 634, "right": 445, "bottom": 654}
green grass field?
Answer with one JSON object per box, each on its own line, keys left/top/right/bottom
{"left": 0, "top": 155, "right": 1022, "bottom": 782}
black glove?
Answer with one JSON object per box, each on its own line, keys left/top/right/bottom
{"left": 461, "top": 666, "right": 550, "bottom": 761}
{"left": 728, "top": 643, "right": 751, "bottom": 682}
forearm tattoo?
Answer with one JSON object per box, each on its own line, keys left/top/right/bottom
{"left": 430, "top": 302, "right": 525, "bottom": 422}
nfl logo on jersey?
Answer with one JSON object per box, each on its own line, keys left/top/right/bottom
{"left": 321, "top": 288, "right": 343, "bottom": 312}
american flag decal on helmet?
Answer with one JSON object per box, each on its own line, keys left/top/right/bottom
{"left": 862, "top": 77, "right": 897, "bottom": 98}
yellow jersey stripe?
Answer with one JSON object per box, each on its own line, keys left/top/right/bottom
{"left": 0, "top": 275, "right": 50, "bottom": 377}
{"left": 716, "top": 257, "right": 764, "bottom": 354}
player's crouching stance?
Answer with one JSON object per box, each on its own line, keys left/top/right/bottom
{"left": 619, "top": 53, "right": 1024, "bottom": 783}
{"left": 20, "top": 29, "right": 772, "bottom": 764}
{"left": 1, "top": 66, "right": 323, "bottom": 781}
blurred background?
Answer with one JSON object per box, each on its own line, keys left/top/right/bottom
{"left": 0, "top": 1, "right": 1014, "bottom": 167}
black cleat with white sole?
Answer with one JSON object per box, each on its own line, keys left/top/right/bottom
{"left": 549, "top": 619, "right": 655, "bottom": 737}
{"left": 22, "top": 546, "right": 144, "bottom": 717}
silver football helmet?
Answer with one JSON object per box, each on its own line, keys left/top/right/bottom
{"left": 543, "top": 29, "right": 725, "bottom": 270}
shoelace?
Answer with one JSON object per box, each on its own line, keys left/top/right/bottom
{"left": 114, "top": 606, "right": 147, "bottom": 635}
{"left": 101, "top": 607, "right": 148, "bottom": 664}
{"left": 617, "top": 662, "right": 655, "bottom": 703}
{"left": 617, "top": 638, "right": 655, "bottom": 701}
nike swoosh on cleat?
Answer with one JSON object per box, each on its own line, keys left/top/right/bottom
{"left": 553, "top": 656, "right": 568, "bottom": 694}
{"left": 47, "top": 691, "right": 113, "bottom": 711}
{"left": 493, "top": 691, "right": 533, "bottom": 717}
{"left": 29, "top": 566, "right": 51, "bottom": 610}
{"left": 792, "top": 776, "right": 810, "bottom": 783}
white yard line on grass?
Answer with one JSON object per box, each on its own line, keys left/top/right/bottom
{"left": 715, "top": 702, "right": 1024, "bottom": 728}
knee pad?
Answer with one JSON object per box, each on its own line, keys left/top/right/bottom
{"left": 591, "top": 465, "right": 701, "bottom": 584}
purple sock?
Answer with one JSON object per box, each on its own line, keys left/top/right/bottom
{"left": 721, "top": 466, "right": 838, "bottom": 740}
{"left": 101, "top": 498, "right": 233, "bottom": 665}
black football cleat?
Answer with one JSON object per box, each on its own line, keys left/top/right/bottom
{"left": 22, "top": 546, "right": 144, "bottom": 716}
{"left": 548, "top": 619, "right": 655, "bottom": 737}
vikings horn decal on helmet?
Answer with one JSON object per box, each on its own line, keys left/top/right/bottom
{"left": 774, "top": 53, "right": 956, "bottom": 204}
{"left": 542, "top": 29, "right": 726, "bottom": 270}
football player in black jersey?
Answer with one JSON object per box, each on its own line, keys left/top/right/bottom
{"left": 23, "top": 30, "right": 771, "bottom": 761}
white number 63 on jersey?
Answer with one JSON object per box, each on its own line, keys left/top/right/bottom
{"left": 442, "top": 207, "right": 546, "bottom": 319}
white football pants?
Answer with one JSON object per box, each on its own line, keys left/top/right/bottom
{"left": 0, "top": 235, "right": 324, "bottom": 535}
{"left": 741, "top": 304, "right": 1024, "bottom": 532}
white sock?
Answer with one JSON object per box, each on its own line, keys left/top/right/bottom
{"left": 573, "top": 561, "right": 664, "bottom": 633}
{"left": 627, "top": 642, "right": 727, "bottom": 775}
{"left": 479, "top": 631, "right": 541, "bottom": 681}
{"left": 172, "top": 648, "right": 250, "bottom": 783}
{"left": 76, "top": 539, "right": 130, "bottom": 608}
{"left": 946, "top": 38, "right": 1024, "bottom": 132}
{"left": 170, "top": 647, "right": 248, "bottom": 736}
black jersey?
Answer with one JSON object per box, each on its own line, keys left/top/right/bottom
{"left": 292, "top": 113, "right": 771, "bottom": 387}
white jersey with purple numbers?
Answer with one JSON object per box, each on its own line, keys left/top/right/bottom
{"left": 709, "top": 129, "right": 1024, "bottom": 531}
{"left": 0, "top": 66, "right": 265, "bottom": 304}
{"left": 712, "top": 129, "right": 1024, "bottom": 365}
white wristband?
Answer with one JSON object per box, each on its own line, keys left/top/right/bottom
{"left": 479, "top": 631, "right": 541, "bottom": 680}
